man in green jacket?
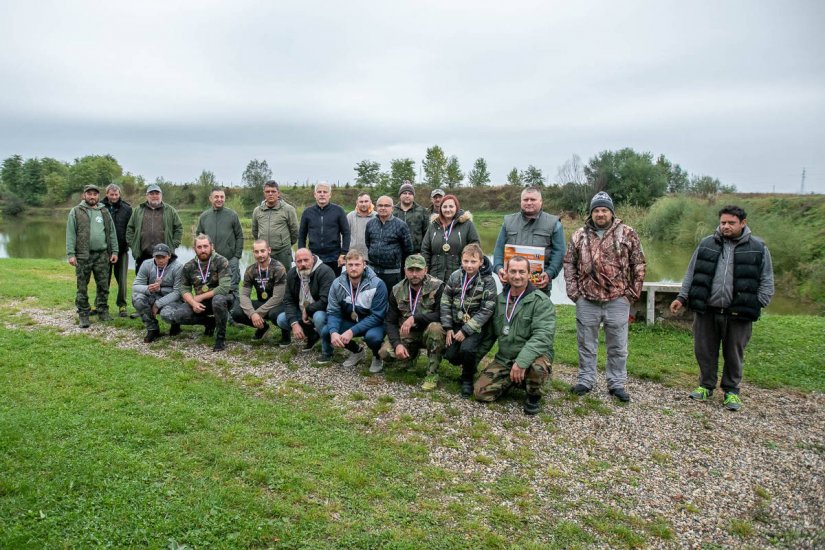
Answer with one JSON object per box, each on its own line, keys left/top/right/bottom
{"left": 475, "top": 256, "right": 555, "bottom": 415}
{"left": 125, "top": 184, "right": 183, "bottom": 274}
{"left": 66, "top": 184, "right": 119, "bottom": 327}
{"left": 252, "top": 180, "right": 298, "bottom": 270}
{"left": 196, "top": 188, "right": 244, "bottom": 290}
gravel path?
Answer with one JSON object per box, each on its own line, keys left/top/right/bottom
{"left": 7, "top": 303, "right": 824, "bottom": 548}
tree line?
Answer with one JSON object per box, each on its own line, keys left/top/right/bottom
{"left": 1, "top": 147, "right": 736, "bottom": 216}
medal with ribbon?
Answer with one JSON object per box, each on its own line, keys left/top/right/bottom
{"left": 258, "top": 261, "right": 270, "bottom": 300}
{"left": 441, "top": 219, "right": 456, "bottom": 252}
{"left": 502, "top": 287, "right": 526, "bottom": 336}
{"left": 408, "top": 284, "right": 422, "bottom": 317}
{"left": 155, "top": 263, "right": 166, "bottom": 283}
{"left": 197, "top": 255, "right": 212, "bottom": 294}
{"left": 459, "top": 272, "right": 477, "bottom": 324}
{"left": 349, "top": 280, "right": 360, "bottom": 322}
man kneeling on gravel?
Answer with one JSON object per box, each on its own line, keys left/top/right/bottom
{"left": 474, "top": 256, "right": 555, "bottom": 415}
{"left": 132, "top": 243, "right": 183, "bottom": 343}
{"left": 161, "top": 234, "right": 233, "bottom": 352}
{"left": 377, "top": 254, "right": 445, "bottom": 377}
{"left": 322, "top": 249, "right": 387, "bottom": 369}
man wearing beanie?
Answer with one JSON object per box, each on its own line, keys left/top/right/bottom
{"left": 563, "top": 191, "right": 646, "bottom": 402}
{"left": 393, "top": 181, "right": 429, "bottom": 253}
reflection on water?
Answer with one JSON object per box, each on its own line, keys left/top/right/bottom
{"left": 0, "top": 218, "right": 811, "bottom": 314}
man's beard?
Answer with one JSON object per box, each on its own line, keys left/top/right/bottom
{"left": 298, "top": 268, "right": 311, "bottom": 278}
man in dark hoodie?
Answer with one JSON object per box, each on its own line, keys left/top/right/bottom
{"left": 101, "top": 183, "right": 132, "bottom": 317}
{"left": 298, "top": 181, "right": 350, "bottom": 276}
{"left": 66, "top": 184, "right": 119, "bottom": 327}
{"left": 276, "top": 248, "right": 336, "bottom": 355}
{"left": 670, "top": 205, "right": 774, "bottom": 411}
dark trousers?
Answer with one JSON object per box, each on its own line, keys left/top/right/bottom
{"left": 443, "top": 324, "right": 483, "bottom": 381}
{"left": 160, "top": 295, "right": 234, "bottom": 339}
{"left": 108, "top": 249, "right": 129, "bottom": 308}
{"left": 230, "top": 300, "right": 284, "bottom": 328}
{"left": 323, "top": 260, "right": 341, "bottom": 277}
{"left": 693, "top": 311, "right": 753, "bottom": 394}
{"left": 374, "top": 271, "right": 402, "bottom": 292}
{"left": 134, "top": 253, "right": 152, "bottom": 275}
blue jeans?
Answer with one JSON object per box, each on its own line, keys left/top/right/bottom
{"left": 321, "top": 318, "right": 385, "bottom": 354}
{"left": 277, "top": 310, "right": 331, "bottom": 355}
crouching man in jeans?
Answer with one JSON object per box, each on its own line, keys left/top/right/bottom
{"left": 474, "top": 256, "right": 555, "bottom": 415}
{"left": 161, "top": 234, "right": 233, "bottom": 351}
{"left": 132, "top": 243, "right": 183, "bottom": 342}
{"left": 322, "top": 249, "right": 387, "bottom": 370}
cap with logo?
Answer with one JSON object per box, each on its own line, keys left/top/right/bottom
{"left": 152, "top": 243, "right": 172, "bottom": 257}
{"left": 405, "top": 254, "right": 427, "bottom": 269}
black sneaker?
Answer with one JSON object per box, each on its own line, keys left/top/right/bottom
{"left": 278, "top": 331, "right": 292, "bottom": 348}
{"left": 524, "top": 395, "right": 542, "bottom": 415}
{"left": 253, "top": 323, "right": 270, "bottom": 340}
{"left": 143, "top": 330, "right": 161, "bottom": 343}
{"left": 609, "top": 387, "right": 631, "bottom": 402}
{"left": 461, "top": 380, "right": 474, "bottom": 398}
{"left": 570, "top": 383, "right": 590, "bottom": 396}
{"left": 169, "top": 323, "right": 182, "bottom": 336}
{"left": 213, "top": 338, "right": 226, "bottom": 352}
{"left": 204, "top": 319, "right": 216, "bottom": 337}
{"left": 316, "top": 353, "right": 333, "bottom": 364}
{"left": 302, "top": 332, "right": 319, "bottom": 352}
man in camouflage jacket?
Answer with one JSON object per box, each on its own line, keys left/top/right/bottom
{"left": 161, "top": 234, "right": 234, "bottom": 351}
{"left": 378, "top": 254, "right": 445, "bottom": 378}
{"left": 563, "top": 192, "right": 646, "bottom": 402}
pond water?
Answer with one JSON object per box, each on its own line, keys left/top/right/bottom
{"left": 0, "top": 216, "right": 809, "bottom": 314}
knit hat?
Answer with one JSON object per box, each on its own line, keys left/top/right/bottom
{"left": 405, "top": 254, "right": 426, "bottom": 269}
{"left": 589, "top": 191, "right": 614, "bottom": 214}
{"left": 399, "top": 182, "right": 415, "bottom": 196}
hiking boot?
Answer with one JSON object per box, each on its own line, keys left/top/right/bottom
{"left": 609, "top": 387, "right": 631, "bottom": 402}
{"left": 119, "top": 306, "right": 128, "bottom": 318}
{"left": 317, "top": 353, "right": 333, "bottom": 365}
{"left": 278, "top": 331, "right": 292, "bottom": 348}
{"left": 369, "top": 356, "right": 384, "bottom": 374}
{"left": 421, "top": 374, "right": 439, "bottom": 391}
{"left": 204, "top": 318, "right": 216, "bottom": 337}
{"left": 689, "top": 386, "right": 712, "bottom": 401}
{"left": 143, "top": 329, "right": 161, "bottom": 343}
{"left": 169, "top": 323, "right": 182, "bottom": 336}
{"left": 723, "top": 392, "right": 742, "bottom": 411}
{"left": 253, "top": 322, "right": 270, "bottom": 340}
{"left": 570, "top": 383, "right": 590, "bottom": 396}
{"left": 524, "top": 395, "right": 542, "bottom": 415}
{"left": 461, "top": 379, "right": 474, "bottom": 398}
{"left": 129, "top": 312, "right": 141, "bottom": 319}
{"left": 212, "top": 337, "right": 226, "bottom": 352}
{"left": 78, "top": 313, "right": 90, "bottom": 328}
{"left": 301, "top": 332, "right": 319, "bottom": 352}
{"left": 98, "top": 311, "right": 113, "bottom": 322}
{"left": 342, "top": 347, "right": 365, "bottom": 367}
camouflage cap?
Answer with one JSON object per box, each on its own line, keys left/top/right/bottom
{"left": 83, "top": 184, "right": 100, "bottom": 193}
{"left": 405, "top": 254, "right": 427, "bottom": 269}
{"left": 152, "top": 243, "right": 172, "bottom": 257}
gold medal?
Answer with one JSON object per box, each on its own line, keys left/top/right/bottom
{"left": 502, "top": 325, "right": 510, "bottom": 336}
{"left": 442, "top": 243, "right": 450, "bottom": 252}
{"left": 201, "top": 285, "right": 209, "bottom": 294}
{"left": 261, "top": 292, "right": 268, "bottom": 300}
{"left": 350, "top": 311, "right": 358, "bottom": 321}
{"left": 462, "top": 313, "right": 470, "bottom": 323}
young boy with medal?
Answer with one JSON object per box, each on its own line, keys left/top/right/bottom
{"left": 231, "top": 239, "right": 288, "bottom": 340}
{"left": 474, "top": 256, "right": 556, "bottom": 415}
{"left": 439, "top": 243, "right": 497, "bottom": 396}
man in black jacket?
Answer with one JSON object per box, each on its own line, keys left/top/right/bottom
{"left": 298, "top": 182, "right": 350, "bottom": 276}
{"left": 102, "top": 183, "right": 132, "bottom": 317}
{"left": 670, "top": 205, "right": 774, "bottom": 411}
{"left": 276, "top": 248, "right": 336, "bottom": 354}
{"left": 365, "top": 195, "right": 413, "bottom": 291}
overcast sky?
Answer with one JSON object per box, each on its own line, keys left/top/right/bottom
{"left": 1, "top": 0, "right": 823, "bottom": 193}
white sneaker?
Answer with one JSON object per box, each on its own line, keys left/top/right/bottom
{"left": 369, "top": 356, "right": 384, "bottom": 373}
{"left": 342, "top": 348, "right": 366, "bottom": 367}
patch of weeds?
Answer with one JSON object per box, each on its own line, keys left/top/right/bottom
{"left": 546, "top": 466, "right": 566, "bottom": 479}
{"left": 474, "top": 454, "right": 493, "bottom": 465}
{"left": 650, "top": 451, "right": 671, "bottom": 465}
{"left": 678, "top": 502, "right": 700, "bottom": 514}
{"left": 489, "top": 504, "right": 521, "bottom": 527}
{"left": 764, "top": 440, "right": 779, "bottom": 450}
{"left": 348, "top": 391, "right": 366, "bottom": 402}
{"left": 443, "top": 405, "right": 460, "bottom": 417}
{"left": 440, "top": 436, "right": 460, "bottom": 449}
{"left": 585, "top": 459, "right": 611, "bottom": 473}
{"left": 583, "top": 396, "right": 612, "bottom": 415}
{"left": 661, "top": 407, "right": 674, "bottom": 416}
{"left": 552, "top": 520, "right": 595, "bottom": 546}
{"left": 754, "top": 485, "right": 771, "bottom": 500}
{"left": 646, "top": 516, "right": 673, "bottom": 540}
{"left": 728, "top": 518, "right": 754, "bottom": 538}
{"left": 628, "top": 464, "right": 642, "bottom": 473}
{"left": 493, "top": 474, "right": 532, "bottom": 499}
{"left": 377, "top": 395, "right": 395, "bottom": 405}
{"left": 500, "top": 446, "right": 535, "bottom": 462}
{"left": 241, "top": 373, "right": 264, "bottom": 387}
{"left": 372, "top": 402, "right": 393, "bottom": 415}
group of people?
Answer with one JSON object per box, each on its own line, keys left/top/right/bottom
{"left": 67, "top": 180, "right": 774, "bottom": 414}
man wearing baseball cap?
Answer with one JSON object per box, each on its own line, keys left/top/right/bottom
{"left": 66, "top": 184, "right": 119, "bottom": 327}
{"left": 377, "top": 254, "right": 445, "bottom": 377}
{"left": 125, "top": 183, "right": 183, "bottom": 275}
{"left": 393, "top": 181, "right": 429, "bottom": 253}
{"left": 132, "top": 243, "right": 184, "bottom": 343}
{"left": 429, "top": 188, "right": 445, "bottom": 215}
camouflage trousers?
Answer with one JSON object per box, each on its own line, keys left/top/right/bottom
{"left": 474, "top": 355, "right": 552, "bottom": 402}
{"left": 75, "top": 250, "right": 111, "bottom": 314}
{"left": 379, "top": 322, "right": 445, "bottom": 374}
{"left": 160, "top": 295, "right": 234, "bottom": 339}
{"left": 132, "top": 292, "right": 175, "bottom": 332}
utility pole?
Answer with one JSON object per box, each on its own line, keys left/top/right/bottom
{"left": 801, "top": 168, "right": 806, "bottom": 194}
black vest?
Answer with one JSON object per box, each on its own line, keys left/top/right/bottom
{"left": 687, "top": 234, "right": 765, "bottom": 321}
